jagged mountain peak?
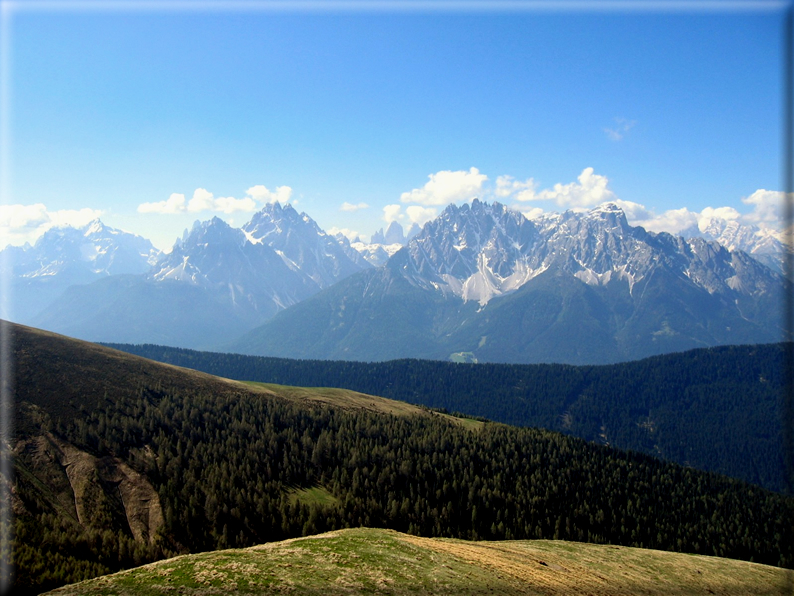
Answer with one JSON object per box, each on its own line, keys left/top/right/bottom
{"left": 82, "top": 218, "right": 107, "bottom": 236}
{"left": 19, "top": 219, "right": 159, "bottom": 272}
{"left": 396, "top": 200, "right": 540, "bottom": 304}
{"left": 2, "top": 219, "right": 161, "bottom": 324}
{"left": 244, "top": 202, "right": 322, "bottom": 243}
{"left": 583, "top": 202, "right": 631, "bottom": 229}
{"left": 233, "top": 200, "right": 786, "bottom": 365}
{"left": 240, "top": 201, "right": 370, "bottom": 285}
{"left": 182, "top": 216, "right": 242, "bottom": 246}
{"left": 390, "top": 200, "right": 780, "bottom": 306}
{"left": 678, "top": 215, "right": 789, "bottom": 276}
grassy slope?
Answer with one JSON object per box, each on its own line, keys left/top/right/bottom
{"left": 45, "top": 528, "right": 792, "bottom": 596}
{"left": 243, "top": 382, "right": 485, "bottom": 429}
{"left": 11, "top": 323, "right": 438, "bottom": 425}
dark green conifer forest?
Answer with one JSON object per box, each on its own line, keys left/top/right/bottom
{"left": 107, "top": 342, "right": 789, "bottom": 492}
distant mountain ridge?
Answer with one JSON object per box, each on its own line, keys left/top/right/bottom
{"left": 349, "top": 220, "right": 420, "bottom": 267}
{"left": 2, "top": 199, "right": 789, "bottom": 359}
{"left": 0, "top": 219, "right": 158, "bottom": 323}
{"left": 242, "top": 201, "right": 371, "bottom": 284}
{"left": 26, "top": 204, "right": 371, "bottom": 349}
{"left": 232, "top": 200, "right": 787, "bottom": 363}
{"left": 682, "top": 216, "right": 790, "bottom": 275}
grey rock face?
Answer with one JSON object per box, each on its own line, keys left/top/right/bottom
{"left": 242, "top": 202, "right": 370, "bottom": 287}
{"left": 1, "top": 220, "right": 159, "bottom": 323}
{"left": 26, "top": 205, "right": 372, "bottom": 348}
{"left": 682, "top": 217, "right": 790, "bottom": 275}
{"left": 233, "top": 200, "right": 787, "bottom": 363}
{"left": 395, "top": 200, "right": 780, "bottom": 306}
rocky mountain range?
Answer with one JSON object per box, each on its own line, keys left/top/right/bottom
{"left": 21, "top": 204, "right": 372, "bottom": 349}
{"left": 0, "top": 219, "right": 158, "bottom": 323}
{"left": 682, "top": 216, "right": 788, "bottom": 275}
{"left": 1, "top": 199, "right": 789, "bottom": 361}
{"left": 231, "top": 200, "right": 789, "bottom": 363}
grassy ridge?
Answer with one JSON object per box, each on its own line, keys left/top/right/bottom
{"left": 45, "top": 528, "right": 792, "bottom": 596}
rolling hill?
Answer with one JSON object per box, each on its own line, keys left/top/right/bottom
{"left": 44, "top": 528, "right": 791, "bottom": 596}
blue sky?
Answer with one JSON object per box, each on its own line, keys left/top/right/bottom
{"left": 0, "top": 1, "right": 788, "bottom": 250}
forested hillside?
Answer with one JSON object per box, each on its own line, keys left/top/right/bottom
{"left": 8, "top": 324, "right": 793, "bottom": 594}
{"left": 106, "top": 342, "right": 789, "bottom": 493}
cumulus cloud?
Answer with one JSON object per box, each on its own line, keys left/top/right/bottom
{"left": 340, "top": 202, "right": 369, "bottom": 212}
{"left": 495, "top": 175, "right": 537, "bottom": 201}
{"left": 187, "top": 188, "right": 215, "bottom": 212}
{"left": 497, "top": 168, "right": 616, "bottom": 210}
{"left": 213, "top": 195, "right": 258, "bottom": 214}
{"left": 0, "top": 203, "right": 50, "bottom": 230}
{"left": 534, "top": 167, "right": 616, "bottom": 208}
{"left": 327, "top": 226, "right": 361, "bottom": 242}
{"left": 700, "top": 206, "right": 741, "bottom": 221}
{"left": 624, "top": 199, "right": 778, "bottom": 236}
{"left": 246, "top": 184, "right": 293, "bottom": 204}
{"left": 400, "top": 167, "right": 487, "bottom": 206}
{"left": 138, "top": 193, "right": 187, "bottom": 214}
{"left": 383, "top": 204, "right": 403, "bottom": 223}
{"left": 139, "top": 186, "right": 283, "bottom": 216}
{"left": 0, "top": 203, "right": 103, "bottom": 248}
{"left": 741, "top": 189, "right": 785, "bottom": 227}
{"left": 405, "top": 205, "right": 438, "bottom": 226}
{"left": 604, "top": 118, "right": 636, "bottom": 141}
{"left": 630, "top": 207, "right": 699, "bottom": 235}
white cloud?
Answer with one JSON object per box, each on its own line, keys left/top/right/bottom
{"left": 496, "top": 175, "right": 537, "bottom": 201}
{"left": 340, "top": 201, "right": 369, "bottom": 212}
{"left": 187, "top": 188, "right": 215, "bottom": 212}
{"left": 213, "top": 196, "right": 258, "bottom": 214}
{"left": 0, "top": 203, "right": 103, "bottom": 248}
{"left": 405, "top": 205, "right": 437, "bottom": 226}
{"left": 138, "top": 193, "right": 187, "bottom": 214}
{"left": 0, "top": 203, "right": 50, "bottom": 229}
{"left": 612, "top": 199, "right": 653, "bottom": 222}
{"left": 533, "top": 167, "right": 616, "bottom": 208}
{"left": 383, "top": 204, "right": 403, "bottom": 223}
{"left": 516, "top": 206, "right": 545, "bottom": 220}
{"left": 631, "top": 207, "right": 698, "bottom": 235}
{"left": 327, "top": 226, "right": 361, "bottom": 241}
{"left": 604, "top": 117, "right": 636, "bottom": 142}
{"left": 246, "top": 184, "right": 293, "bottom": 204}
{"left": 140, "top": 187, "right": 263, "bottom": 216}
{"left": 627, "top": 191, "right": 788, "bottom": 236}
{"left": 400, "top": 167, "right": 487, "bottom": 206}
{"left": 741, "top": 189, "right": 785, "bottom": 227}
{"left": 700, "top": 206, "right": 741, "bottom": 222}
{"left": 499, "top": 169, "right": 617, "bottom": 209}
{"left": 625, "top": 202, "right": 754, "bottom": 236}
